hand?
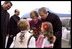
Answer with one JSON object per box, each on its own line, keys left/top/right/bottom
{"left": 50, "top": 36, "right": 56, "bottom": 43}
{"left": 52, "top": 36, "right": 56, "bottom": 43}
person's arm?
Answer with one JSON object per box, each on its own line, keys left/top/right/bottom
{"left": 36, "top": 34, "right": 44, "bottom": 48}
{"left": 41, "top": 37, "right": 46, "bottom": 48}
{"left": 54, "top": 14, "right": 62, "bottom": 37}
{"left": 28, "top": 36, "right": 36, "bottom": 48}
{"left": 13, "top": 16, "right": 20, "bottom": 23}
{"left": 9, "top": 37, "right": 15, "bottom": 48}
{"left": 53, "top": 14, "right": 62, "bottom": 48}
{"left": 49, "top": 35, "right": 56, "bottom": 44}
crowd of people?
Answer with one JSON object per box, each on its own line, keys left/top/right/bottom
{"left": 1, "top": 1, "right": 62, "bottom": 48}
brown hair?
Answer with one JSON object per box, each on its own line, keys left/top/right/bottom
{"left": 30, "top": 11, "right": 39, "bottom": 18}
{"left": 4, "top": 1, "right": 13, "bottom": 6}
{"left": 42, "top": 22, "right": 53, "bottom": 32}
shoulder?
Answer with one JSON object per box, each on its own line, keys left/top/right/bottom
{"left": 16, "top": 32, "right": 21, "bottom": 37}
{"left": 17, "top": 16, "right": 20, "bottom": 19}
{"left": 48, "top": 12, "right": 59, "bottom": 18}
{"left": 38, "top": 19, "right": 42, "bottom": 22}
{"left": 25, "top": 31, "right": 33, "bottom": 38}
{"left": 13, "top": 32, "right": 20, "bottom": 40}
{"left": 49, "top": 13, "right": 60, "bottom": 22}
{"left": 10, "top": 15, "right": 14, "bottom": 18}
{"left": 29, "top": 20, "right": 33, "bottom": 23}
{"left": 27, "top": 31, "right": 35, "bottom": 38}
{"left": 30, "top": 35, "right": 35, "bottom": 40}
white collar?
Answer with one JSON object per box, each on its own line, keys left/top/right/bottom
{"left": 20, "top": 30, "right": 28, "bottom": 34}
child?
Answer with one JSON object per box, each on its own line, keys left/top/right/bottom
{"left": 10, "top": 19, "right": 36, "bottom": 48}
{"left": 36, "top": 22, "right": 56, "bottom": 48}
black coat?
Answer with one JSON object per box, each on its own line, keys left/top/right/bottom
{"left": 41, "top": 11, "right": 62, "bottom": 48}
{"left": 1, "top": 6, "right": 10, "bottom": 48}
{"left": 7, "top": 15, "right": 20, "bottom": 48}
{"left": 8, "top": 15, "right": 20, "bottom": 36}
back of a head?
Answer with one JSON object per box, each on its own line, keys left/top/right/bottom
{"left": 42, "top": 22, "right": 53, "bottom": 34}
{"left": 18, "top": 19, "right": 30, "bottom": 31}
{"left": 41, "top": 22, "right": 53, "bottom": 39}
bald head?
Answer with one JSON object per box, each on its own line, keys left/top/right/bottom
{"left": 14, "top": 9, "right": 20, "bottom": 16}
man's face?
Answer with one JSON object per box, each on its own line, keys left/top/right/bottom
{"left": 5, "top": 3, "right": 12, "bottom": 10}
{"left": 16, "top": 11, "right": 20, "bottom": 16}
{"left": 39, "top": 11, "right": 47, "bottom": 20}
{"left": 15, "top": 10, "right": 20, "bottom": 16}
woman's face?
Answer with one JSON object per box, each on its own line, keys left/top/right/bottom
{"left": 32, "top": 17, "right": 38, "bottom": 22}
{"left": 31, "top": 12, "right": 38, "bottom": 23}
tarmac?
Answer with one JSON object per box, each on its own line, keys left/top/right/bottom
{"left": 62, "top": 39, "right": 71, "bottom": 48}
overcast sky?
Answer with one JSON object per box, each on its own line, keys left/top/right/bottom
{"left": 1, "top": 1, "right": 71, "bottom": 18}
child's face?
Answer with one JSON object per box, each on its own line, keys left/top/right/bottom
{"left": 41, "top": 23, "right": 45, "bottom": 33}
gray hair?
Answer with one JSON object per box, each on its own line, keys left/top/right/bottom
{"left": 38, "top": 7, "right": 47, "bottom": 14}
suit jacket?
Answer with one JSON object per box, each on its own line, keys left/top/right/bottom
{"left": 1, "top": 6, "right": 10, "bottom": 48}
{"left": 8, "top": 15, "right": 20, "bottom": 36}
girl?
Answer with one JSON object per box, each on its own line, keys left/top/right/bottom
{"left": 36, "top": 22, "right": 56, "bottom": 48}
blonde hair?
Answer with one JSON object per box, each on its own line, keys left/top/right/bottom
{"left": 18, "top": 19, "right": 30, "bottom": 31}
